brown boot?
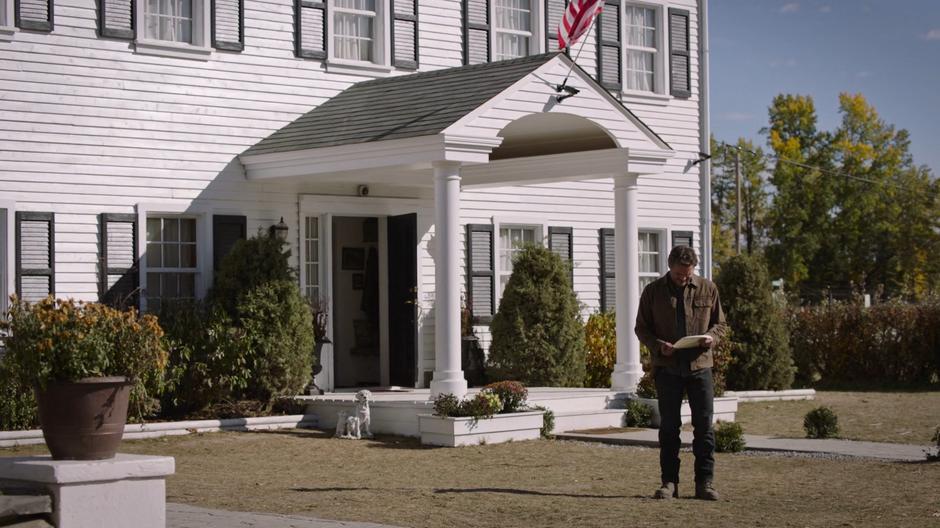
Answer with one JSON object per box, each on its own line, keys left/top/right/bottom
{"left": 653, "top": 482, "right": 678, "bottom": 499}
{"left": 695, "top": 481, "right": 719, "bottom": 501}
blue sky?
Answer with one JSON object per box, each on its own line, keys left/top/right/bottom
{"left": 710, "top": 0, "right": 940, "bottom": 176}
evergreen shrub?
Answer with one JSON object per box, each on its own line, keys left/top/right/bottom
{"left": 803, "top": 406, "right": 840, "bottom": 439}
{"left": 715, "top": 421, "right": 746, "bottom": 452}
{"left": 584, "top": 311, "right": 616, "bottom": 387}
{"left": 624, "top": 399, "right": 652, "bottom": 427}
{"left": 209, "top": 234, "right": 294, "bottom": 315}
{"left": 488, "top": 244, "right": 586, "bottom": 386}
{"left": 0, "top": 359, "right": 38, "bottom": 430}
{"left": 716, "top": 254, "right": 795, "bottom": 390}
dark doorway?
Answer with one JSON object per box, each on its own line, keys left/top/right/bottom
{"left": 387, "top": 213, "right": 417, "bottom": 387}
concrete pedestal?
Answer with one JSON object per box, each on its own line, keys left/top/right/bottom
{"left": 0, "top": 454, "right": 174, "bottom": 528}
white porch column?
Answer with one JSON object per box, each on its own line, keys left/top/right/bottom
{"left": 611, "top": 173, "right": 644, "bottom": 392}
{"left": 430, "top": 161, "right": 468, "bottom": 399}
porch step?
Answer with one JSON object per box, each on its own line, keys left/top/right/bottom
{"left": 527, "top": 389, "right": 617, "bottom": 413}
{"left": 552, "top": 409, "right": 626, "bottom": 433}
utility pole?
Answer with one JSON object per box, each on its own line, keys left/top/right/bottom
{"left": 735, "top": 147, "right": 742, "bottom": 255}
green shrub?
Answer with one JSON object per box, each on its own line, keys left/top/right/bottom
{"left": 483, "top": 381, "right": 528, "bottom": 413}
{"left": 530, "top": 404, "right": 555, "bottom": 438}
{"left": 624, "top": 399, "right": 652, "bottom": 427}
{"left": 804, "top": 406, "right": 840, "bottom": 438}
{"left": 432, "top": 393, "right": 462, "bottom": 417}
{"left": 209, "top": 234, "right": 295, "bottom": 316}
{"left": 584, "top": 312, "right": 616, "bottom": 387}
{"left": 0, "top": 359, "right": 38, "bottom": 430}
{"left": 715, "top": 421, "right": 746, "bottom": 453}
{"left": 431, "top": 392, "right": 501, "bottom": 422}
{"left": 716, "top": 254, "right": 795, "bottom": 390}
{"left": 488, "top": 245, "right": 586, "bottom": 387}
{"left": 789, "top": 298, "right": 940, "bottom": 388}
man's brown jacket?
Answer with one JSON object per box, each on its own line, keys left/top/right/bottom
{"left": 634, "top": 273, "right": 728, "bottom": 372}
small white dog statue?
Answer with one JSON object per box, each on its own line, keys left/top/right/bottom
{"left": 333, "top": 390, "right": 373, "bottom": 439}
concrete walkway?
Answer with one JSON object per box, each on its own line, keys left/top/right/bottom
{"left": 556, "top": 429, "right": 930, "bottom": 461}
{"left": 168, "top": 503, "right": 404, "bottom": 528}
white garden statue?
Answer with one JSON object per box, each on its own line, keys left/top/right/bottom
{"left": 334, "top": 390, "right": 373, "bottom": 439}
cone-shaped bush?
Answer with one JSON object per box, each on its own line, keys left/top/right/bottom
{"left": 716, "top": 254, "right": 794, "bottom": 390}
{"left": 487, "top": 244, "right": 586, "bottom": 386}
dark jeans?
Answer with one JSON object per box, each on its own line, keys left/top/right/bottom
{"left": 655, "top": 367, "right": 715, "bottom": 485}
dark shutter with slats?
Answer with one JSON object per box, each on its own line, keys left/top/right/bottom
{"left": 671, "top": 230, "right": 693, "bottom": 249}
{"left": 16, "top": 0, "right": 53, "bottom": 31}
{"left": 545, "top": 0, "right": 566, "bottom": 52}
{"left": 548, "top": 226, "right": 573, "bottom": 286}
{"left": 100, "top": 213, "right": 139, "bottom": 308}
{"left": 98, "top": 0, "right": 133, "bottom": 39}
{"left": 392, "top": 0, "right": 418, "bottom": 69}
{"left": 597, "top": 0, "right": 621, "bottom": 91}
{"left": 213, "top": 215, "right": 247, "bottom": 271}
{"left": 212, "top": 0, "right": 244, "bottom": 51}
{"left": 463, "top": 0, "right": 490, "bottom": 65}
{"left": 668, "top": 7, "right": 691, "bottom": 98}
{"left": 295, "top": 0, "right": 326, "bottom": 59}
{"left": 466, "top": 224, "right": 494, "bottom": 322}
{"left": 15, "top": 212, "right": 54, "bottom": 302}
{"left": 599, "top": 228, "right": 615, "bottom": 313}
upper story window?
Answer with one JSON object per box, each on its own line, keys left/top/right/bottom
{"left": 133, "top": 0, "right": 212, "bottom": 58}
{"left": 624, "top": 4, "right": 658, "bottom": 92}
{"left": 494, "top": 0, "right": 532, "bottom": 60}
{"left": 334, "top": 0, "right": 377, "bottom": 62}
{"left": 144, "top": 0, "right": 193, "bottom": 43}
{"left": 145, "top": 216, "right": 197, "bottom": 312}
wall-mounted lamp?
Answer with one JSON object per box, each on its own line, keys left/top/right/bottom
{"left": 691, "top": 152, "right": 712, "bottom": 166}
{"left": 270, "top": 217, "right": 289, "bottom": 241}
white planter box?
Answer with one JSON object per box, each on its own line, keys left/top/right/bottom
{"left": 418, "top": 410, "right": 545, "bottom": 447}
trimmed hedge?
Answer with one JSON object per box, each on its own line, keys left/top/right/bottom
{"left": 789, "top": 299, "right": 940, "bottom": 387}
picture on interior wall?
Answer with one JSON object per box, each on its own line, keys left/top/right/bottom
{"left": 352, "top": 273, "right": 364, "bottom": 290}
{"left": 342, "top": 247, "right": 365, "bottom": 270}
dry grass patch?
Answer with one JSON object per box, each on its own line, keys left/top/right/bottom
{"left": 3, "top": 430, "right": 939, "bottom": 528}
{"left": 736, "top": 391, "right": 940, "bottom": 444}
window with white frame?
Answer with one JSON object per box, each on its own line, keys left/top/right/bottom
{"left": 638, "top": 230, "right": 662, "bottom": 290}
{"left": 144, "top": 0, "right": 193, "bottom": 43}
{"left": 334, "top": 0, "right": 378, "bottom": 62}
{"left": 624, "top": 4, "right": 659, "bottom": 92}
{"left": 145, "top": 217, "right": 197, "bottom": 312}
{"left": 497, "top": 225, "right": 539, "bottom": 299}
{"left": 1, "top": 0, "right": 11, "bottom": 29}
{"left": 304, "top": 216, "right": 321, "bottom": 302}
{"left": 494, "top": 0, "right": 533, "bottom": 60}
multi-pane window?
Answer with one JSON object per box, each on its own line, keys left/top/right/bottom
{"left": 494, "top": 0, "right": 532, "bottom": 60}
{"left": 304, "top": 216, "right": 321, "bottom": 302}
{"left": 334, "top": 0, "right": 376, "bottom": 61}
{"left": 498, "top": 225, "right": 537, "bottom": 298}
{"left": 144, "top": 0, "right": 194, "bottom": 43}
{"left": 146, "top": 217, "right": 197, "bottom": 311}
{"left": 639, "top": 231, "right": 661, "bottom": 290}
{"left": 624, "top": 5, "right": 657, "bottom": 92}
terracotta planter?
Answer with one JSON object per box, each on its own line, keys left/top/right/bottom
{"left": 34, "top": 376, "right": 132, "bottom": 460}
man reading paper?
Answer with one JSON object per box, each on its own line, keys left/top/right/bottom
{"left": 635, "top": 246, "right": 727, "bottom": 501}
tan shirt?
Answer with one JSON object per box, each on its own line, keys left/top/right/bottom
{"left": 634, "top": 274, "right": 728, "bottom": 373}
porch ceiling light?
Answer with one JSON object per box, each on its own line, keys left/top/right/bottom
{"left": 270, "top": 217, "right": 289, "bottom": 241}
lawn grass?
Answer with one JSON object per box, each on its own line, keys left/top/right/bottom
{"left": 3, "top": 430, "right": 939, "bottom": 528}
{"left": 735, "top": 391, "right": 940, "bottom": 444}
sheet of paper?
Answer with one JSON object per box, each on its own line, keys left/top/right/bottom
{"left": 673, "top": 334, "right": 709, "bottom": 349}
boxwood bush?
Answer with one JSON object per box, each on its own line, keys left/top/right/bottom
{"left": 804, "top": 406, "right": 840, "bottom": 439}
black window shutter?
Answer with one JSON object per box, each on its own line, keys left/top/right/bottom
{"left": 668, "top": 8, "right": 691, "bottom": 98}
{"left": 16, "top": 0, "right": 54, "bottom": 31}
{"left": 213, "top": 215, "right": 247, "bottom": 271}
{"left": 98, "top": 0, "right": 133, "bottom": 39}
{"left": 463, "top": 0, "right": 490, "bottom": 65}
{"left": 99, "top": 213, "right": 139, "bottom": 308}
{"left": 392, "top": 0, "right": 418, "bottom": 69}
{"left": 466, "top": 224, "right": 494, "bottom": 323}
{"left": 295, "top": 0, "right": 327, "bottom": 59}
{"left": 212, "top": 0, "right": 244, "bottom": 51}
{"left": 545, "top": 0, "right": 566, "bottom": 53}
{"left": 15, "top": 212, "right": 54, "bottom": 302}
{"left": 671, "top": 230, "right": 693, "bottom": 249}
{"left": 596, "top": 0, "right": 621, "bottom": 91}
{"left": 599, "top": 228, "right": 615, "bottom": 313}
{"left": 548, "top": 226, "right": 573, "bottom": 286}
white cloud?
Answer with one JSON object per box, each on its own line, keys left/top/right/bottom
{"left": 719, "top": 112, "right": 757, "bottom": 122}
{"left": 780, "top": 3, "right": 800, "bottom": 14}
{"left": 924, "top": 29, "right": 940, "bottom": 41}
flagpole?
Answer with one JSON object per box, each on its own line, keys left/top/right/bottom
{"left": 555, "top": 6, "right": 600, "bottom": 100}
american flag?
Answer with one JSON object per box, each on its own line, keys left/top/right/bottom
{"left": 557, "top": 0, "right": 604, "bottom": 50}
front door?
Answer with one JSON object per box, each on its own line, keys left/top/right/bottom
{"left": 387, "top": 213, "right": 417, "bottom": 387}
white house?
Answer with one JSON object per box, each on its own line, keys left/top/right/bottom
{"left": 0, "top": 0, "right": 713, "bottom": 397}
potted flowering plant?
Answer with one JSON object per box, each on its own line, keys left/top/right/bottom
{"left": 0, "top": 296, "right": 168, "bottom": 460}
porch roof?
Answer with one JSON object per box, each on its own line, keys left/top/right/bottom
{"left": 241, "top": 53, "right": 670, "bottom": 158}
